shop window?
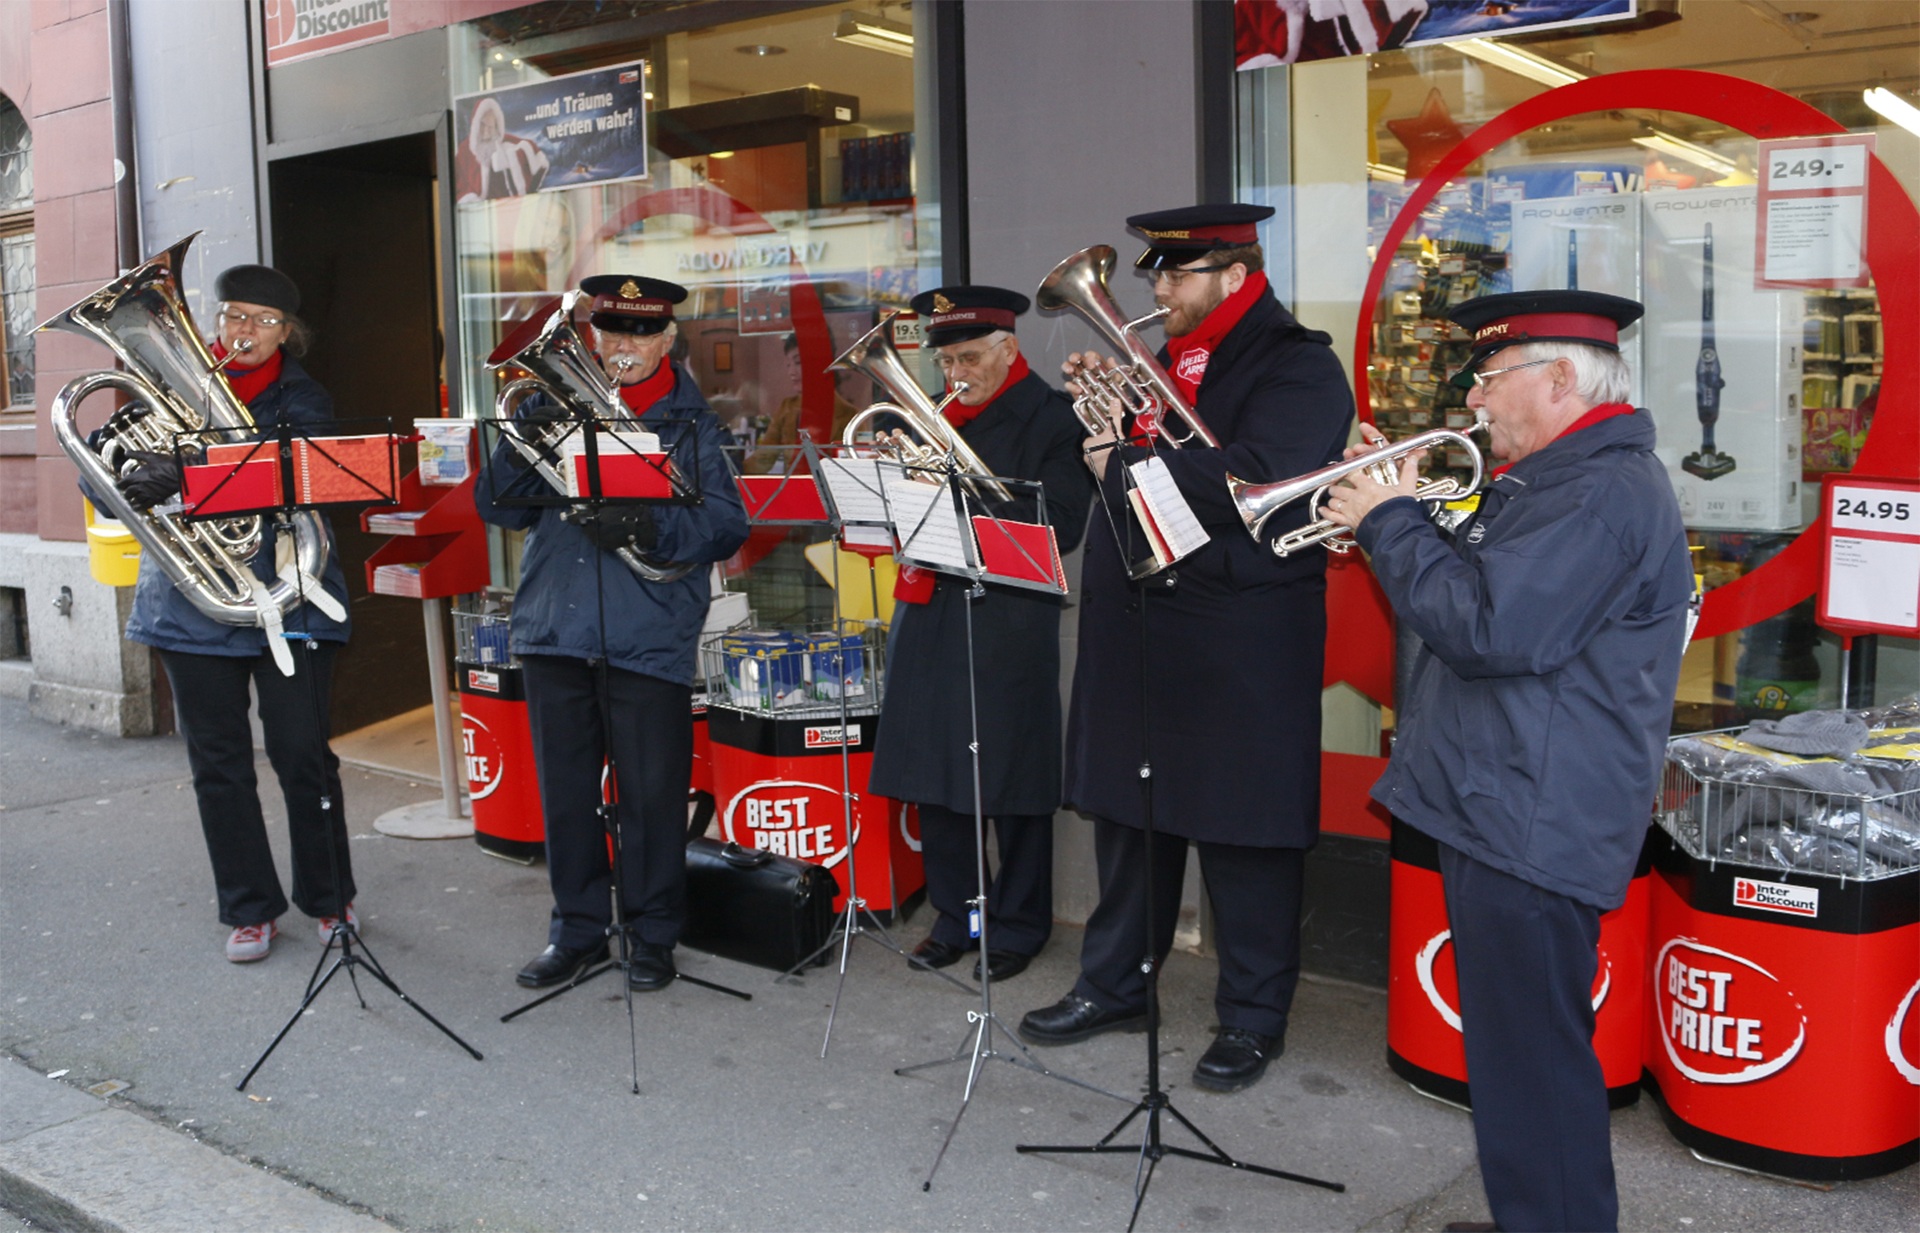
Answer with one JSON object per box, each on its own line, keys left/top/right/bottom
{"left": 449, "top": 1, "right": 941, "bottom": 624}
{"left": 0, "top": 95, "right": 32, "bottom": 411}
{"left": 1234, "top": 1, "right": 1918, "bottom": 723}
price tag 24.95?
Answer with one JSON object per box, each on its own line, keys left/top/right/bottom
{"left": 1830, "top": 484, "right": 1916, "bottom": 534}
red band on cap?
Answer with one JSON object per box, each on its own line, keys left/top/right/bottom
{"left": 930, "top": 306, "right": 1016, "bottom": 331}
{"left": 1473, "top": 312, "right": 1618, "bottom": 348}
{"left": 1139, "top": 222, "right": 1260, "bottom": 246}
{"left": 592, "top": 294, "right": 671, "bottom": 317}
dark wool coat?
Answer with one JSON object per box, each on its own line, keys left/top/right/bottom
{"left": 1064, "top": 288, "right": 1354, "bottom": 846}
{"left": 867, "top": 371, "right": 1095, "bottom": 815}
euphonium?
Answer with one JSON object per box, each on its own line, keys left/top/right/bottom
{"left": 44, "top": 233, "right": 336, "bottom": 672}
{"left": 833, "top": 310, "right": 1010, "bottom": 502}
{"left": 486, "top": 291, "right": 694, "bottom": 583}
{"left": 1034, "top": 244, "right": 1222, "bottom": 450}
{"left": 1227, "top": 428, "right": 1486, "bottom": 557}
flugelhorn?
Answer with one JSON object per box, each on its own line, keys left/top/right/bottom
{"left": 833, "top": 310, "right": 1010, "bottom": 502}
{"left": 44, "top": 233, "right": 337, "bottom": 675}
{"left": 1227, "top": 428, "right": 1485, "bottom": 557}
{"left": 1035, "top": 244, "right": 1221, "bottom": 450}
{"left": 487, "top": 291, "right": 694, "bottom": 583}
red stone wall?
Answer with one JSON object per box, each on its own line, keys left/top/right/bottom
{"left": 30, "top": 0, "right": 119, "bottom": 543}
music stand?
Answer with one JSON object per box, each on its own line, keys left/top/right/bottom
{"left": 168, "top": 417, "right": 486, "bottom": 1090}
{"left": 874, "top": 454, "right": 1127, "bottom": 1190}
{"left": 1014, "top": 438, "right": 1342, "bottom": 1228}
{"left": 481, "top": 407, "right": 750, "bottom": 1095}
{"left": 763, "top": 438, "right": 978, "bottom": 1052}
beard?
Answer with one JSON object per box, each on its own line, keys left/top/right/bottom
{"left": 1158, "top": 282, "right": 1230, "bottom": 338}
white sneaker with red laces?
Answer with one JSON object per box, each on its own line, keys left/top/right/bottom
{"left": 317, "top": 903, "right": 359, "bottom": 943}
{"left": 226, "top": 920, "right": 278, "bottom": 963}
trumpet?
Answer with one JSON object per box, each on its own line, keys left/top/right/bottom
{"left": 1035, "top": 244, "right": 1221, "bottom": 450}
{"left": 487, "top": 291, "right": 694, "bottom": 583}
{"left": 833, "top": 311, "right": 1011, "bottom": 502}
{"left": 1227, "top": 428, "right": 1485, "bottom": 558}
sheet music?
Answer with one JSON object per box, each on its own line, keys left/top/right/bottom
{"left": 887, "top": 477, "right": 976, "bottom": 573}
{"left": 818, "top": 457, "right": 893, "bottom": 524}
{"left": 1128, "top": 456, "right": 1211, "bottom": 563}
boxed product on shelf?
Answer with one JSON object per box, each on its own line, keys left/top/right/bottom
{"left": 1509, "top": 193, "right": 1644, "bottom": 408}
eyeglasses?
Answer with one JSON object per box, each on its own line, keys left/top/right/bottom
{"left": 933, "top": 340, "right": 1007, "bottom": 371}
{"left": 1147, "top": 263, "right": 1233, "bottom": 288}
{"left": 218, "top": 309, "right": 285, "bottom": 329}
{"left": 1461, "top": 358, "right": 1556, "bottom": 390}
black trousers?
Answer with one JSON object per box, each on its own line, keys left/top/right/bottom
{"left": 917, "top": 803, "right": 1053, "bottom": 956}
{"left": 1071, "top": 816, "right": 1304, "bottom": 1039}
{"left": 1439, "top": 840, "right": 1616, "bottom": 1233}
{"left": 521, "top": 655, "right": 691, "bottom": 951}
{"left": 159, "top": 644, "right": 353, "bottom": 928}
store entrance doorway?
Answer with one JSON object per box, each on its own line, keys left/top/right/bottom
{"left": 268, "top": 132, "right": 445, "bottom": 737}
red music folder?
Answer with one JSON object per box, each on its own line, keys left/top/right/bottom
{"left": 182, "top": 445, "right": 280, "bottom": 515}
{"left": 735, "top": 475, "right": 830, "bottom": 522}
{"left": 971, "top": 516, "right": 1066, "bottom": 593}
{"left": 569, "top": 452, "right": 674, "bottom": 498}
{"left": 296, "top": 435, "right": 398, "bottom": 504}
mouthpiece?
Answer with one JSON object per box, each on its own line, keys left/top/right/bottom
{"left": 234, "top": 338, "right": 255, "bottom": 352}
{"left": 611, "top": 355, "right": 636, "bottom": 374}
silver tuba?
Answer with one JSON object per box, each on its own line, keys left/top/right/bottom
{"left": 833, "top": 311, "right": 1010, "bottom": 502}
{"left": 487, "top": 291, "right": 694, "bottom": 583}
{"left": 1034, "top": 244, "right": 1222, "bottom": 450}
{"left": 1227, "top": 428, "right": 1485, "bottom": 557}
{"left": 45, "top": 233, "right": 337, "bottom": 674}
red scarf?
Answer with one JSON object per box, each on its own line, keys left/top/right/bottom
{"left": 944, "top": 354, "right": 1029, "bottom": 428}
{"left": 616, "top": 361, "right": 677, "bottom": 416}
{"left": 1490, "top": 402, "right": 1636, "bottom": 476}
{"left": 1161, "top": 270, "right": 1268, "bottom": 414}
{"left": 212, "top": 342, "right": 284, "bottom": 405}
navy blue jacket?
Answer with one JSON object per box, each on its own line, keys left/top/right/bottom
{"left": 1358, "top": 409, "right": 1692, "bottom": 910}
{"left": 472, "top": 362, "right": 751, "bottom": 686}
{"left": 119, "top": 354, "right": 351, "bottom": 655}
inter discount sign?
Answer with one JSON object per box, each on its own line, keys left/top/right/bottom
{"left": 263, "top": 0, "right": 392, "bottom": 67}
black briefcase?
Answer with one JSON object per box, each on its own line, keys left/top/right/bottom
{"left": 683, "top": 838, "right": 840, "bottom": 971}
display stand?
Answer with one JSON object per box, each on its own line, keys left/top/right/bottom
{"left": 482, "top": 408, "right": 750, "bottom": 1095}
{"left": 1016, "top": 440, "right": 1341, "bottom": 1229}
{"left": 175, "top": 419, "right": 486, "bottom": 1090}
{"left": 362, "top": 458, "right": 491, "bottom": 837}
{"left": 853, "top": 452, "right": 1124, "bottom": 1190}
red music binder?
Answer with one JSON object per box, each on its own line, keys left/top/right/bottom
{"left": 736, "top": 475, "right": 830, "bottom": 522}
{"left": 971, "top": 516, "right": 1066, "bottom": 592}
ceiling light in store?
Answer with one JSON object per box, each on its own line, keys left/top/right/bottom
{"left": 1864, "top": 87, "right": 1920, "bottom": 138}
{"left": 1633, "top": 132, "right": 1738, "bottom": 178}
{"left": 736, "top": 44, "right": 787, "bottom": 57}
{"left": 1368, "top": 162, "right": 1406, "bottom": 183}
{"left": 710, "top": 151, "right": 735, "bottom": 160}
{"left": 1452, "top": 38, "right": 1585, "bottom": 89}
{"left": 835, "top": 10, "right": 914, "bottom": 57}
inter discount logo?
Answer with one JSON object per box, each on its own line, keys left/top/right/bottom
{"left": 721, "top": 779, "right": 858, "bottom": 867}
{"left": 1732, "top": 876, "right": 1820, "bottom": 918}
{"left": 1655, "top": 938, "right": 1807, "bottom": 1084}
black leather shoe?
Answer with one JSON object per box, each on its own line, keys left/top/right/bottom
{"left": 1017, "top": 993, "right": 1147, "bottom": 1045}
{"left": 973, "top": 950, "right": 1032, "bottom": 982}
{"left": 1191, "top": 1027, "right": 1281, "bottom": 1092}
{"left": 908, "top": 937, "right": 969, "bottom": 971}
{"left": 1442, "top": 1223, "right": 1499, "bottom": 1232}
{"left": 516, "top": 942, "right": 609, "bottom": 988}
{"left": 627, "top": 942, "right": 677, "bottom": 992}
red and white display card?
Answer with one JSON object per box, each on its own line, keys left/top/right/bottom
{"left": 1755, "top": 134, "right": 1875, "bottom": 290}
{"left": 1818, "top": 475, "right": 1920, "bottom": 636}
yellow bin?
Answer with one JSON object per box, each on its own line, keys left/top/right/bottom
{"left": 84, "top": 500, "right": 142, "bottom": 587}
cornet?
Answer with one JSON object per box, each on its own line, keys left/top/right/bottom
{"left": 833, "top": 311, "right": 1010, "bottom": 502}
{"left": 1227, "top": 428, "right": 1485, "bottom": 557}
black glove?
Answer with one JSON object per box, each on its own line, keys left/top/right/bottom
{"left": 573, "top": 505, "right": 658, "bottom": 554}
{"left": 115, "top": 450, "right": 183, "bottom": 512}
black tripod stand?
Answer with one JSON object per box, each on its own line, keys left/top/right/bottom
{"left": 884, "top": 462, "right": 1125, "bottom": 1189}
{"left": 234, "top": 426, "right": 483, "bottom": 1090}
{"left": 492, "top": 411, "right": 750, "bottom": 1091}
{"left": 1015, "top": 446, "right": 1341, "bottom": 1229}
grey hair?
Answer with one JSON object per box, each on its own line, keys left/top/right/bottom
{"left": 1510, "top": 340, "right": 1631, "bottom": 406}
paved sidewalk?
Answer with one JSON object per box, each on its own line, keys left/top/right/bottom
{"left": 2, "top": 695, "right": 1916, "bottom": 1231}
